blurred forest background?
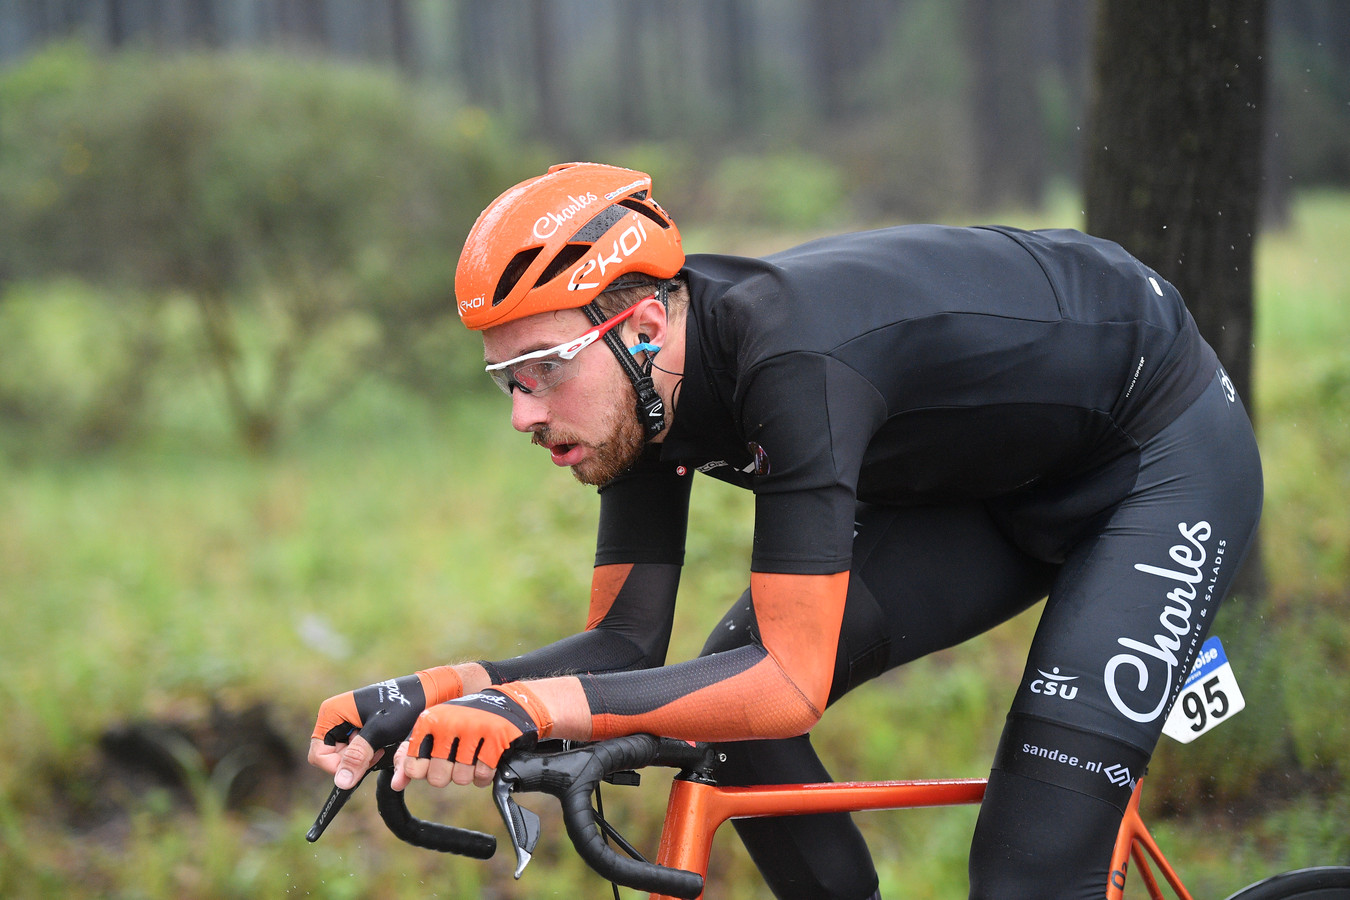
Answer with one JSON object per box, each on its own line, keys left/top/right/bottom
{"left": 1, "top": 1, "right": 1348, "bottom": 898}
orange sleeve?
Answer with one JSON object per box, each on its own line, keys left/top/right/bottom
{"left": 584, "top": 571, "right": 849, "bottom": 742}
{"left": 586, "top": 563, "right": 633, "bottom": 630}
{"left": 750, "top": 571, "right": 848, "bottom": 712}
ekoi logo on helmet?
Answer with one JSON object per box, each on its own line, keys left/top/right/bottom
{"left": 455, "top": 162, "right": 683, "bottom": 331}
{"left": 567, "top": 212, "right": 653, "bottom": 293}
{"left": 457, "top": 295, "right": 486, "bottom": 318}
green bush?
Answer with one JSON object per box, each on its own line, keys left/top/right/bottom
{"left": 0, "top": 279, "right": 167, "bottom": 453}
{"left": 0, "top": 44, "right": 541, "bottom": 451}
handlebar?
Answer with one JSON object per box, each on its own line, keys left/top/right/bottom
{"left": 307, "top": 736, "right": 713, "bottom": 899}
{"left": 374, "top": 767, "right": 497, "bottom": 858}
{"left": 497, "top": 734, "right": 711, "bottom": 899}
{"left": 305, "top": 752, "right": 497, "bottom": 858}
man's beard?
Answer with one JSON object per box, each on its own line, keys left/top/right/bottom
{"left": 534, "top": 383, "right": 647, "bottom": 487}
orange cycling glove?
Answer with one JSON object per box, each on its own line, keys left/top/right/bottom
{"left": 311, "top": 665, "right": 464, "bottom": 751}
{"left": 408, "top": 682, "right": 554, "bottom": 770}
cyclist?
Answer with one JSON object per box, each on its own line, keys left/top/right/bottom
{"left": 310, "top": 163, "right": 1263, "bottom": 899}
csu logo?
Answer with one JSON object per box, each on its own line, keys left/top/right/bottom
{"left": 1029, "top": 667, "right": 1079, "bottom": 700}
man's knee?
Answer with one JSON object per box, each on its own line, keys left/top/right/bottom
{"left": 969, "top": 716, "right": 1153, "bottom": 898}
{"left": 969, "top": 770, "right": 1122, "bottom": 899}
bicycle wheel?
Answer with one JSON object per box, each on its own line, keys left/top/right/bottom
{"left": 1222, "top": 867, "right": 1350, "bottom": 900}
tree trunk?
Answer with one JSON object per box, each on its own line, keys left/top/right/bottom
{"left": 966, "top": 0, "right": 1050, "bottom": 210}
{"left": 389, "top": 0, "right": 414, "bottom": 73}
{"left": 709, "top": 0, "right": 755, "bottom": 132}
{"left": 1085, "top": 0, "right": 1282, "bottom": 802}
{"left": 1085, "top": 1, "right": 1266, "bottom": 406}
{"left": 529, "top": 0, "right": 564, "bottom": 145}
{"left": 1085, "top": 0, "right": 1266, "bottom": 598}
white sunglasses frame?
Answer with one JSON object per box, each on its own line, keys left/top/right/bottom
{"left": 483, "top": 302, "right": 645, "bottom": 395}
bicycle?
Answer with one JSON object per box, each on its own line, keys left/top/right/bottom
{"left": 306, "top": 733, "right": 1350, "bottom": 899}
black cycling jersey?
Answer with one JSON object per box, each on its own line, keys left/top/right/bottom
{"left": 600, "top": 225, "right": 1216, "bottom": 573}
{"left": 487, "top": 225, "right": 1261, "bottom": 900}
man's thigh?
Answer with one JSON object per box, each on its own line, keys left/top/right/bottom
{"left": 703, "top": 501, "right": 1059, "bottom": 701}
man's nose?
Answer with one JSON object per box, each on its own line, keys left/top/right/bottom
{"left": 510, "top": 388, "right": 548, "bottom": 433}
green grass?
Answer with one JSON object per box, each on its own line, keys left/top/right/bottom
{"left": 2, "top": 193, "right": 1349, "bottom": 898}
{"left": 1256, "top": 191, "right": 1350, "bottom": 600}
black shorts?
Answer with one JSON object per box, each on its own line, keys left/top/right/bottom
{"left": 703, "top": 368, "right": 1262, "bottom": 898}
{"left": 830, "top": 368, "right": 1261, "bottom": 780}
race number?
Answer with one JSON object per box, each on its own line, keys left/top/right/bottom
{"left": 1163, "top": 636, "right": 1245, "bottom": 744}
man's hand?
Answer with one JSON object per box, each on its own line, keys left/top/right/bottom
{"left": 308, "top": 665, "right": 464, "bottom": 789}
{"left": 395, "top": 683, "right": 554, "bottom": 790}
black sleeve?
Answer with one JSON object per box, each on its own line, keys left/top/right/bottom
{"left": 482, "top": 447, "right": 694, "bottom": 683}
{"left": 480, "top": 629, "right": 652, "bottom": 683}
{"left": 594, "top": 444, "right": 694, "bottom": 566}
{"left": 737, "top": 353, "right": 885, "bottom": 573}
{"left": 481, "top": 562, "right": 684, "bottom": 682}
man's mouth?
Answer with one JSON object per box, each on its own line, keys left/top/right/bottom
{"left": 535, "top": 434, "right": 584, "bottom": 467}
{"left": 549, "top": 443, "right": 584, "bottom": 466}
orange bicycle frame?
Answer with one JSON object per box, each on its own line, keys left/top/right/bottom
{"left": 1106, "top": 777, "right": 1194, "bottom": 900}
{"left": 650, "top": 773, "right": 1191, "bottom": 900}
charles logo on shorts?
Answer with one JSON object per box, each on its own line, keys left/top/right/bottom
{"left": 1106, "top": 520, "right": 1214, "bottom": 723}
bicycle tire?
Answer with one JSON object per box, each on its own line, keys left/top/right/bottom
{"left": 1222, "top": 866, "right": 1350, "bottom": 900}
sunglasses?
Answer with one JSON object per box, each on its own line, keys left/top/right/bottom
{"left": 484, "top": 301, "right": 647, "bottom": 396}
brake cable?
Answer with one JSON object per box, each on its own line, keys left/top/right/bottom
{"left": 595, "top": 783, "right": 622, "bottom": 900}
{"left": 595, "top": 768, "right": 653, "bottom": 899}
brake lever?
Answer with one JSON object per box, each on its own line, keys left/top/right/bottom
{"left": 493, "top": 770, "right": 542, "bottom": 879}
{"left": 306, "top": 745, "right": 398, "bottom": 843}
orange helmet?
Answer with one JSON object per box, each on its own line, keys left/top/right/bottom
{"left": 455, "top": 162, "right": 684, "bottom": 330}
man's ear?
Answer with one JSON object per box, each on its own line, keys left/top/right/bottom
{"left": 624, "top": 294, "right": 669, "bottom": 348}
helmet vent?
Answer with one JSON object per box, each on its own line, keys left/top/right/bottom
{"left": 536, "top": 244, "right": 590, "bottom": 287}
{"left": 493, "top": 247, "right": 542, "bottom": 306}
{"left": 618, "top": 198, "right": 671, "bottom": 228}
{"left": 571, "top": 205, "right": 628, "bottom": 243}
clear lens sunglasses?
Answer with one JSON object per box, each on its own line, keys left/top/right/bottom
{"left": 484, "top": 302, "right": 647, "bottom": 396}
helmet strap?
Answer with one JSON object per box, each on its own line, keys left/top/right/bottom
{"left": 582, "top": 296, "right": 667, "bottom": 441}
